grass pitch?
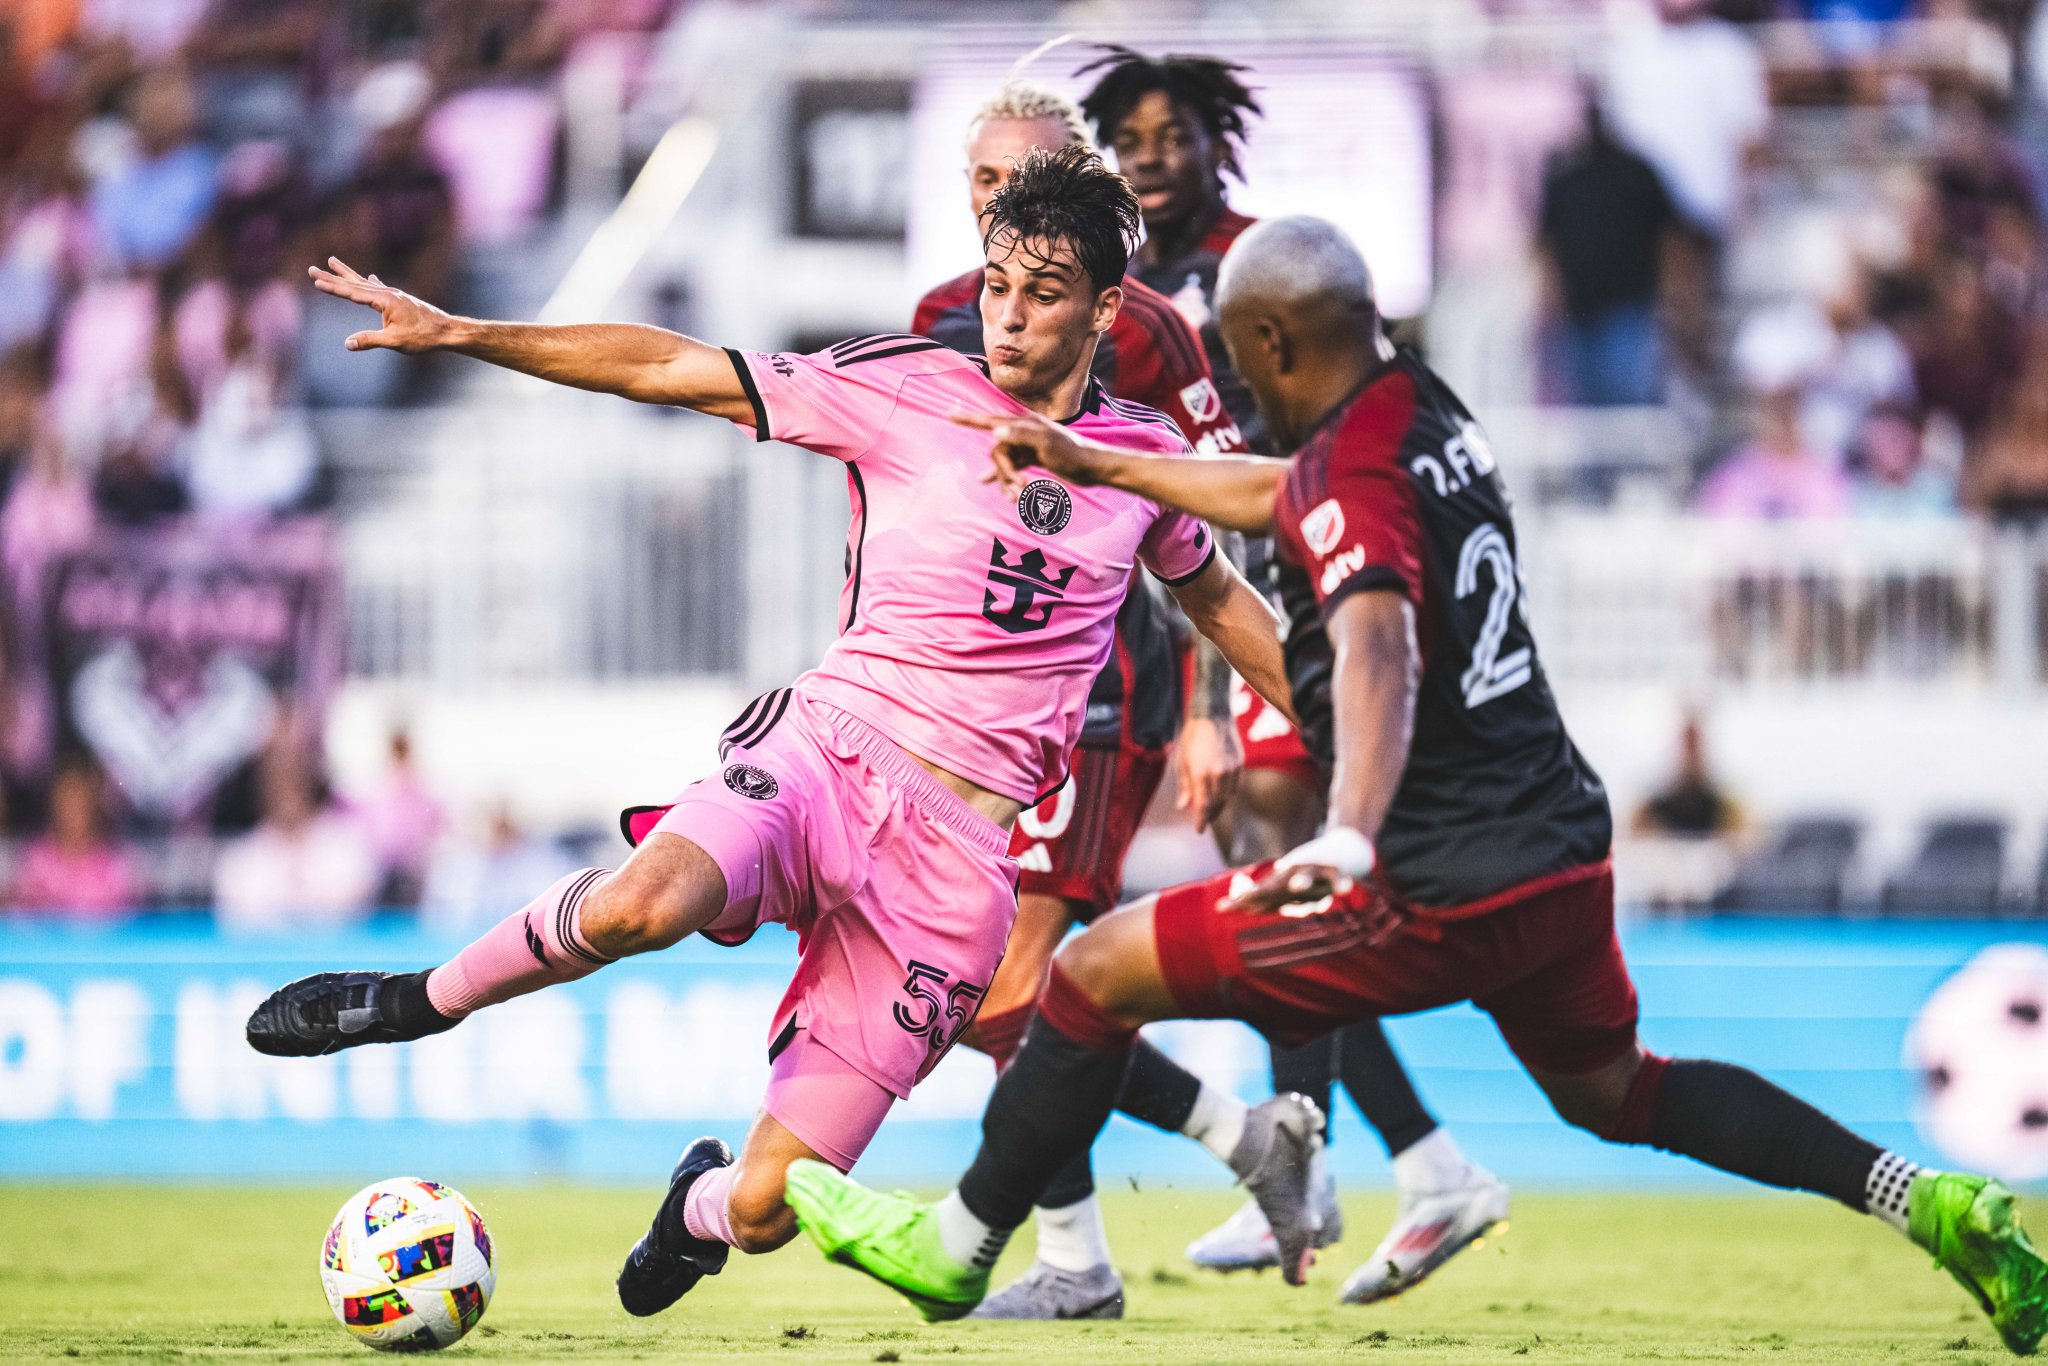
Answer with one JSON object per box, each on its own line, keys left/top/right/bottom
{"left": 0, "top": 1185, "right": 2015, "bottom": 1363}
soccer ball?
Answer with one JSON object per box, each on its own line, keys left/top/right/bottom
{"left": 319, "top": 1178, "right": 496, "bottom": 1352}
{"left": 1906, "top": 945, "right": 2048, "bottom": 1182}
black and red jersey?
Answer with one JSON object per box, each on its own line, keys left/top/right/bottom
{"left": 913, "top": 268, "right": 1246, "bottom": 749}
{"left": 1270, "top": 348, "right": 1612, "bottom": 911}
{"left": 1133, "top": 206, "right": 1266, "bottom": 456}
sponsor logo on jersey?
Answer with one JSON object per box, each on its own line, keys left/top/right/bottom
{"left": 1179, "top": 377, "right": 1223, "bottom": 424}
{"left": 769, "top": 354, "right": 795, "bottom": 378}
{"left": 723, "top": 763, "right": 779, "bottom": 800}
{"left": 1320, "top": 544, "right": 1367, "bottom": 596}
{"left": 1017, "top": 478, "right": 1074, "bottom": 535}
{"left": 1300, "top": 498, "right": 1346, "bottom": 556}
{"left": 982, "top": 539, "right": 1076, "bottom": 634}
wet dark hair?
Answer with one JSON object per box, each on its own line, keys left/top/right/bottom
{"left": 1076, "top": 44, "right": 1263, "bottom": 180}
{"left": 980, "top": 143, "right": 1140, "bottom": 292}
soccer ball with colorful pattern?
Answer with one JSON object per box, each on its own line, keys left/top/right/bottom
{"left": 319, "top": 1178, "right": 496, "bottom": 1351}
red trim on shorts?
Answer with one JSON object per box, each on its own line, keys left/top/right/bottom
{"left": 1406, "top": 858, "right": 1612, "bottom": 921}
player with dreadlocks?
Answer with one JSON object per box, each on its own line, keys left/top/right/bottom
{"left": 1077, "top": 43, "right": 1510, "bottom": 1303}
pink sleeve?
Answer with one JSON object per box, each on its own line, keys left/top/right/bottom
{"left": 724, "top": 341, "right": 917, "bottom": 463}
{"left": 1139, "top": 505, "right": 1218, "bottom": 586}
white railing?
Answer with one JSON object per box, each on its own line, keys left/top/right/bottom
{"left": 1528, "top": 513, "right": 2048, "bottom": 693}
{"left": 320, "top": 397, "right": 753, "bottom": 686}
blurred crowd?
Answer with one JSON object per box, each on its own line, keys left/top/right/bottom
{"left": 0, "top": 0, "right": 675, "bottom": 926}
{"left": 1524, "top": 0, "right": 2048, "bottom": 521}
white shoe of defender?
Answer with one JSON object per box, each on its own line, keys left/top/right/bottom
{"left": 1338, "top": 1166, "right": 1509, "bottom": 1305}
{"left": 1186, "top": 1145, "right": 1344, "bottom": 1273}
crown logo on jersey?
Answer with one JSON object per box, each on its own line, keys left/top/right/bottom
{"left": 982, "top": 539, "right": 1076, "bottom": 635}
{"left": 1017, "top": 479, "right": 1073, "bottom": 535}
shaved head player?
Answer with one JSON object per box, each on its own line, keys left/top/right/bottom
{"left": 242, "top": 147, "right": 1299, "bottom": 1318}
{"left": 1080, "top": 43, "right": 1506, "bottom": 1299}
{"left": 785, "top": 218, "right": 2048, "bottom": 1358}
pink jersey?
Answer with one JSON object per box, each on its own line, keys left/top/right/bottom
{"left": 725, "top": 336, "right": 1216, "bottom": 804}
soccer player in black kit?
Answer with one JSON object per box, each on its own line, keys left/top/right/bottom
{"left": 785, "top": 218, "right": 2048, "bottom": 1356}
{"left": 1080, "top": 43, "right": 1508, "bottom": 1297}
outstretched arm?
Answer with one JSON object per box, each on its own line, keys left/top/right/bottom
{"left": 309, "top": 258, "right": 754, "bottom": 423}
{"left": 959, "top": 410, "right": 1287, "bottom": 535}
{"left": 1226, "top": 590, "right": 1417, "bottom": 912}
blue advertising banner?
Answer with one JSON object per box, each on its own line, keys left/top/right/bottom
{"left": 0, "top": 918, "right": 2021, "bottom": 1188}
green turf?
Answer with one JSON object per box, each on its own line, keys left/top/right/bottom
{"left": 0, "top": 1185, "right": 2018, "bottom": 1363}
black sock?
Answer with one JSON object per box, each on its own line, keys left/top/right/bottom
{"left": 1641, "top": 1059, "right": 1881, "bottom": 1210}
{"left": 960, "top": 1019, "right": 1132, "bottom": 1230}
{"left": 382, "top": 971, "right": 456, "bottom": 1034}
{"left": 1036, "top": 1150, "right": 1096, "bottom": 1210}
{"left": 1335, "top": 1019, "right": 1437, "bottom": 1158}
{"left": 1269, "top": 1033, "right": 1337, "bottom": 1140}
{"left": 1114, "top": 1037, "right": 1202, "bottom": 1133}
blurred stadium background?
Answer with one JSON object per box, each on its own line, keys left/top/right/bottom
{"left": 0, "top": 0, "right": 2044, "bottom": 1201}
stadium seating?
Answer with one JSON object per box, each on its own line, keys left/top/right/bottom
{"left": 1713, "top": 816, "right": 1861, "bottom": 915}
{"left": 1880, "top": 819, "right": 2009, "bottom": 919}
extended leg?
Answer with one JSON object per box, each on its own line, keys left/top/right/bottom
{"left": 247, "top": 834, "right": 727, "bottom": 1056}
{"left": 784, "top": 901, "right": 1326, "bottom": 1320}
{"left": 964, "top": 892, "right": 1242, "bottom": 1320}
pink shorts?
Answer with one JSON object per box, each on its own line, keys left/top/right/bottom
{"left": 646, "top": 689, "right": 1020, "bottom": 1102}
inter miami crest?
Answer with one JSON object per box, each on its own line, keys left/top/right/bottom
{"left": 723, "top": 763, "right": 779, "bottom": 800}
{"left": 1017, "top": 478, "right": 1073, "bottom": 535}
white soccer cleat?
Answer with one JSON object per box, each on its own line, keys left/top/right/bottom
{"left": 1186, "top": 1144, "right": 1344, "bottom": 1273}
{"left": 1338, "top": 1165, "right": 1509, "bottom": 1305}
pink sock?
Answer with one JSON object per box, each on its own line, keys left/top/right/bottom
{"left": 681, "top": 1165, "right": 741, "bottom": 1246}
{"left": 426, "top": 868, "right": 615, "bottom": 1018}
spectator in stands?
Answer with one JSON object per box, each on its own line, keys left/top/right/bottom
{"left": 1908, "top": 255, "right": 2024, "bottom": 447}
{"left": 0, "top": 346, "right": 40, "bottom": 504}
{"left": 1634, "top": 712, "right": 1743, "bottom": 839}
{"left": 336, "top": 64, "right": 456, "bottom": 304}
{"left": 173, "top": 139, "right": 319, "bottom": 520}
{"left": 185, "top": 0, "right": 337, "bottom": 146}
{"left": 1603, "top": 0, "right": 1770, "bottom": 369}
{"left": 1734, "top": 241, "right": 1917, "bottom": 467}
{"left": 419, "top": 801, "right": 577, "bottom": 934}
{"left": 0, "top": 137, "right": 94, "bottom": 354}
{"left": 10, "top": 754, "right": 141, "bottom": 918}
{"left": 348, "top": 725, "right": 445, "bottom": 909}
{"left": 1850, "top": 401, "right": 1957, "bottom": 516}
{"left": 88, "top": 66, "right": 217, "bottom": 271}
{"left": 1928, "top": 90, "right": 2038, "bottom": 258}
{"left": 1970, "top": 326, "right": 2048, "bottom": 521}
{"left": 1698, "top": 379, "right": 1851, "bottom": 517}
{"left": 213, "top": 733, "right": 380, "bottom": 932}
{"left": 1536, "top": 90, "right": 1679, "bottom": 405}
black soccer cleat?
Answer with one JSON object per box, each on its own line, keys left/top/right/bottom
{"left": 617, "top": 1138, "right": 735, "bottom": 1317}
{"left": 244, "top": 971, "right": 457, "bottom": 1057}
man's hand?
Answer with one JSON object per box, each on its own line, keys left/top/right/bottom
{"left": 1222, "top": 861, "right": 1353, "bottom": 913}
{"left": 1173, "top": 715, "right": 1241, "bottom": 835}
{"left": 309, "top": 257, "right": 457, "bottom": 354}
{"left": 1222, "top": 826, "right": 1376, "bottom": 914}
{"left": 953, "top": 410, "right": 1119, "bottom": 499}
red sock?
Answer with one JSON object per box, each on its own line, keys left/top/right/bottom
{"left": 971, "top": 1003, "right": 1034, "bottom": 1070}
{"left": 1034, "top": 965, "right": 1137, "bottom": 1053}
{"left": 1602, "top": 1052, "right": 1671, "bottom": 1144}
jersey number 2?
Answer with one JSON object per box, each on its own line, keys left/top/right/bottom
{"left": 1455, "top": 523, "right": 1533, "bottom": 709}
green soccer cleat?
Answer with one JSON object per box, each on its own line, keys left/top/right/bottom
{"left": 1910, "top": 1172, "right": 2048, "bottom": 1356}
{"left": 784, "top": 1160, "right": 989, "bottom": 1322}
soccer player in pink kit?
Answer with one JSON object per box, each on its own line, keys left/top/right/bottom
{"left": 244, "top": 146, "right": 1297, "bottom": 1316}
